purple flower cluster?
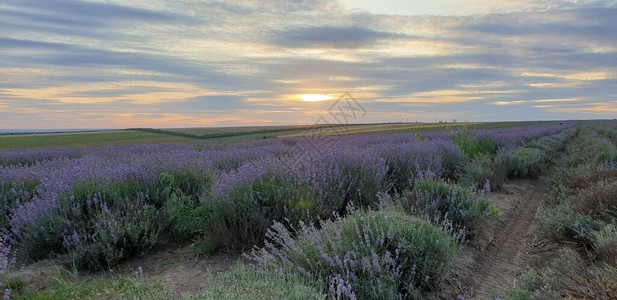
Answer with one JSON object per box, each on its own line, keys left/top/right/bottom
{"left": 469, "top": 122, "right": 576, "bottom": 149}
{"left": 0, "top": 231, "right": 15, "bottom": 275}
{"left": 251, "top": 214, "right": 407, "bottom": 299}
{"left": 1, "top": 141, "right": 288, "bottom": 239}
{"left": 250, "top": 209, "right": 458, "bottom": 299}
{"left": 0, "top": 147, "right": 86, "bottom": 167}
{"left": 0, "top": 230, "right": 15, "bottom": 300}
{"left": 407, "top": 180, "right": 490, "bottom": 238}
{"left": 0, "top": 123, "right": 573, "bottom": 268}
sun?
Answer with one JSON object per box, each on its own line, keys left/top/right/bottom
{"left": 300, "top": 94, "right": 333, "bottom": 102}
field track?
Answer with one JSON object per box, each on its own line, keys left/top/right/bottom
{"left": 471, "top": 178, "right": 547, "bottom": 298}
{"left": 445, "top": 176, "right": 554, "bottom": 299}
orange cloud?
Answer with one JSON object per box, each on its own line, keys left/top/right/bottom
{"left": 2, "top": 81, "right": 232, "bottom": 104}
{"left": 380, "top": 89, "right": 521, "bottom": 104}
{"left": 492, "top": 98, "right": 580, "bottom": 105}
{"left": 520, "top": 71, "right": 616, "bottom": 81}
{"left": 533, "top": 104, "right": 617, "bottom": 113}
{"left": 84, "top": 112, "right": 276, "bottom": 128}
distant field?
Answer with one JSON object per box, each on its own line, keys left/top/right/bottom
{"left": 168, "top": 125, "right": 309, "bottom": 136}
{"left": 0, "top": 130, "right": 194, "bottom": 150}
{"left": 0, "top": 121, "right": 563, "bottom": 150}
{"left": 278, "top": 121, "right": 558, "bottom": 137}
{"left": 167, "top": 121, "right": 545, "bottom": 140}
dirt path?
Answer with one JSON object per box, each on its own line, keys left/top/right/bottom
{"left": 9, "top": 244, "right": 239, "bottom": 296}
{"left": 441, "top": 177, "right": 554, "bottom": 299}
{"left": 471, "top": 178, "right": 547, "bottom": 298}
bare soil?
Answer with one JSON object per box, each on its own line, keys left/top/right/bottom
{"left": 440, "top": 177, "right": 558, "bottom": 299}
{"left": 9, "top": 243, "right": 239, "bottom": 296}
{"left": 117, "top": 244, "right": 239, "bottom": 295}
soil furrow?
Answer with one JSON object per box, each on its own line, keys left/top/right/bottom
{"left": 470, "top": 179, "right": 547, "bottom": 299}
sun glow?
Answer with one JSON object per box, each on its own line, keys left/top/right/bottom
{"left": 300, "top": 94, "right": 333, "bottom": 102}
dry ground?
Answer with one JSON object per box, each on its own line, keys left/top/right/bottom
{"left": 440, "top": 177, "right": 558, "bottom": 299}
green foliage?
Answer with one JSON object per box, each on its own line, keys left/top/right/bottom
{"left": 203, "top": 176, "right": 320, "bottom": 250}
{"left": 190, "top": 265, "right": 325, "bottom": 300}
{"left": 530, "top": 129, "right": 573, "bottom": 158}
{"left": 165, "top": 194, "right": 209, "bottom": 239}
{"left": 505, "top": 289, "right": 534, "bottom": 300}
{"left": 342, "top": 164, "right": 387, "bottom": 208}
{"left": 541, "top": 125, "right": 617, "bottom": 247}
{"left": 454, "top": 133, "right": 496, "bottom": 157}
{"left": 569, "top": 128, "right": 617, "bottom": 165}
{"left": 509, "top": 249, "right": 617, "bottom": 300}
{"left": 20, "top": 171, "right": 214, "bottom": 268}
{"left": 411, "top": 180, "right": 471, "bottom": 199}
{"left": 1, "top": 180, "right": 41, "bottom": 229}
{"left": 65, "top": 198, "right": 166, "bottom": 270}
{"left": 403, "top": 180, "right": 492, "bottom": 235}
{"left": 14, "top": 273, "right": 166, "bottom": 300}
{"left": 459, "top": 153, "right": 508, "bottom": 190}
{"left": 190, "top": 239, "right": 218, "bottom": 255}
{"left": 158, "top": 171, "right": 215, "bottom": 201}
{"left": 592, "top": 224, "right": 617, "bottom": 266}
{"left": 0, "top": 277, "right": 25, "bottom": 296}
{"left": 273, "top": 209, "right": 458, "bottom": 299}
{"left": 540, "top": 202, "right": 601, "bottom": 243}
{"left": 575, "top": 180, "right": 617, "bottom": 222}
{"left": 499, "top": 147, "right": 545, "bottom": 178}
{"left": 0, "top": 130, "right": 192, "bottom": 150}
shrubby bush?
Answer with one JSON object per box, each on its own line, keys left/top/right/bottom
{"left": 530, "top": 129, "right": 573, "bottom": 158}
{"left": 165, "top": 194, "right": 211, "bottom": 240}
{"left": 508, "top": 249, "right": 617, "bottom": 300}
{"left": 592, "top": 224, "right": 617, "bottom": 266}
{"left": 575, "top": 181, "right": 617, "bottom": 221}
{"left": 17, "top": 171, "right": 214, "bottom": 269}
{"left": 541, "top": 131, "right": 617, "bottom": 244}
{"left": 571, "top": 129, "right": 617, "bottom": 166}
{"left": 453, "top": 133, "right": 496, "bottom": 158}
{"left": 250, "top": 209, "right": 458, "bottom": 299}
{"left": 61, "top": 196, "right": 166, "bottom": 270}
{"left": 0, "top": 124, "right": 579, "bottom": 273}
{"left": 0, "top": 181, "right": 40, "bottom": 229}
{"left": 498, "top": 147, "right": 545, "bottom": 178}
{"left": 458, "top": 153, "right": 508, "bottom": 190}
{"left": 203, "top": 174, "right": 318, "bottom": 250}
{"left": 566, "top": 169, "right": 617, "bottom": 190}
{"left": 460, "top": 127, "right": 575, "bottom": 189}
{"left": 367, "top": 139, "right": 464, "bottom": 192}
{"left": 460, "top": 128, "right": 575, "bottom": 189}
{"left": 401, "top": 180, "right": 492, "bottom": 236}
{"left": 540, "top": 201, "right": 601, "bottom": 243}
{"left": 203, "top": 151, "right": 388, "bottom": 250}
{"left": 190, "top": 265, "right": 325, "bottom": 300}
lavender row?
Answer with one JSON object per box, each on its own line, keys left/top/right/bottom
{"left": 0, "top": 123, "right": 575, "bottom": 270}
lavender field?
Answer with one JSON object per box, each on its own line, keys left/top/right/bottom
{"left": 3, "top": 121, "right": 616, "bottom": 299}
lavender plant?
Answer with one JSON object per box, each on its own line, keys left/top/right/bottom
{"left": 0, "top": 230, "right": 15, "bottom": 300}
{"left": 250, "top": 209, "right": 458, "bottom": 299}
{"left": 497, "top": 147, "right": 545, "bottom": 178}
{"left": 204, "top": 148, "right": 389, "bottom": 249}
{"left": 402, "top": 180, "right": 492, "bottom": 236}
{"left": 0, "top": 122, "right": 575, "bottom": 270}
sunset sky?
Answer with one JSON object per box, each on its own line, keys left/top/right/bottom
{"left": 1, "top": 0, "right": 616, "bottom": 129}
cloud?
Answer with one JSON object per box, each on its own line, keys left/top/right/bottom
{"left": 3, "top": 0, "right": 191, "bottom": 24}
{"left": 272, "top": 26, "right": 406, "bottom": 48}
{"left": 536, "top": 103, "right": 617, "bottom": 113}
{"left": 1, "top": 0, "right": 617, "bottom": 129}
{"left": 492, "top": 98, "right": 581, "bottom": 105}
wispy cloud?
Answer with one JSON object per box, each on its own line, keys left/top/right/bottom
{"left": 1, "top": 0, "right": 616, "bottom": 129}
{"left": 271, "top": 26, "right": 406, "bottom": 48}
